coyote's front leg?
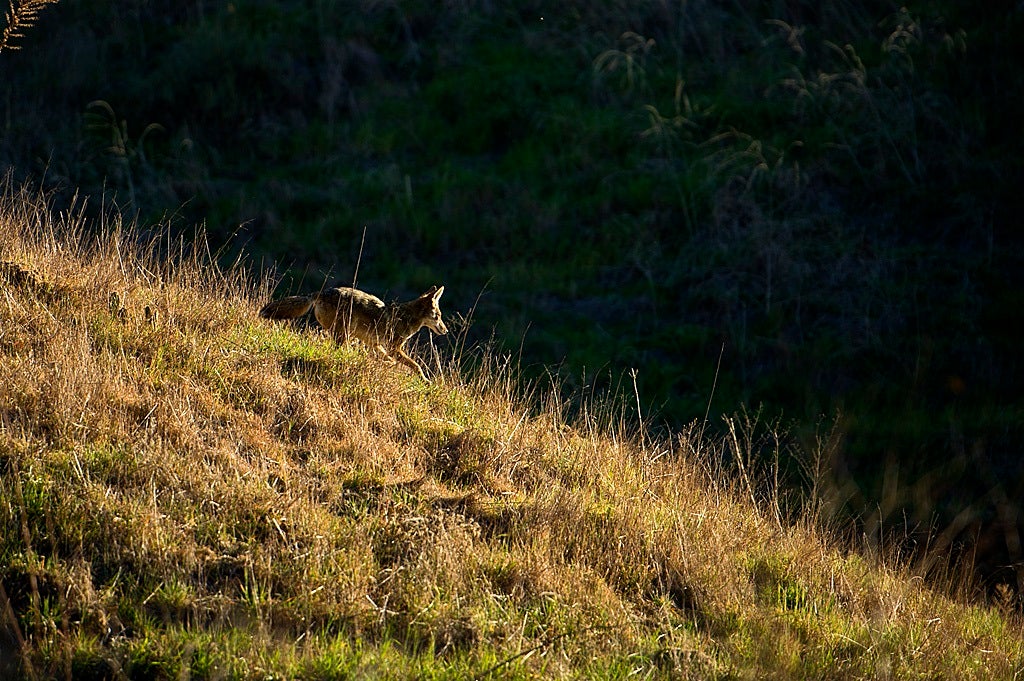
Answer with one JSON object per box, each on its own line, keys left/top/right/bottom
{"left": 389, "top": 344, "right": 427, "bottom": 380}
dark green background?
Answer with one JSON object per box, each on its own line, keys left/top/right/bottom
{"left": 3, "top": 0, "right": 1022, "bottom": 590}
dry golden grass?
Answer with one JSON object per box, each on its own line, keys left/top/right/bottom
{"left": 1, "top": 175, "right": 1022, "bottom": 679}
{"left": 0, "top": 0, "right": 59, "bottom": 53}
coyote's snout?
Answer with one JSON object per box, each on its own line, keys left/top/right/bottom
{"left": 260, "top": 285, "right": 448, "bottom": 380}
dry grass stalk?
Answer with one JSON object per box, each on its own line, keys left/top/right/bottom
{"left": 0, "top": 0, "right": 59, "bottom": 53}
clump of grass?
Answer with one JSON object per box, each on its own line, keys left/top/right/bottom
{"left": 1, "top": 175, "right": 1022, "bottom": 679}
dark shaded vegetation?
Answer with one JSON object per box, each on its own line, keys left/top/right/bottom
{"left": 2, "top": 0, "right": 1023, "bottom": 593}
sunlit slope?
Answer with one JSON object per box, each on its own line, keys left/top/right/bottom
{"left": 1, "top": 181, "right": 1021, "bottom": 679}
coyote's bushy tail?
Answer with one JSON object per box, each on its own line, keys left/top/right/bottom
{"left": 259, "top": 295, "right": 315, "bottom": 319}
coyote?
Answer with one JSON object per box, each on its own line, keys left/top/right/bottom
{"left": 259, "top": 285, "right": 448, "bottom": 380}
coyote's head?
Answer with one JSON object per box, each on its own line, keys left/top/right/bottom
{"left": 418, "top": 285, "right": 449, "bottom": 336}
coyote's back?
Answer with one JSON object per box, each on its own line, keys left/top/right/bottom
{"left": 258, "top": 295, "right": 318, "bottom": 320}
{"left": 259, "top": 285, "right": 448, "bottom": 380}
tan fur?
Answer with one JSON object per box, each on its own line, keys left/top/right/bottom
{"left": 260, "top": 285, "right": 448, "bottom": 380}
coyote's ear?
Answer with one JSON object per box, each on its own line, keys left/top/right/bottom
{"left": 432, "top": 285, "right": 444, "bottom": 301}
{"left": 420, "top": 285, "right": 440, "bottom": 299}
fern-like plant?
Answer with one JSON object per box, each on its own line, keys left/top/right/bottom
{"left": 0, "top": 0, "right": 60, "bottom": 53}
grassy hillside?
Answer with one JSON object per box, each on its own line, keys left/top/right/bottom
{"left": 2, "top": 181, "right": 1023, "bottom": 678}
{"left": 3, "top": 0, "right": 1024, "bottom": 628}
{"left": 3, "top": 0, "right": 1022, "bottom": 566}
